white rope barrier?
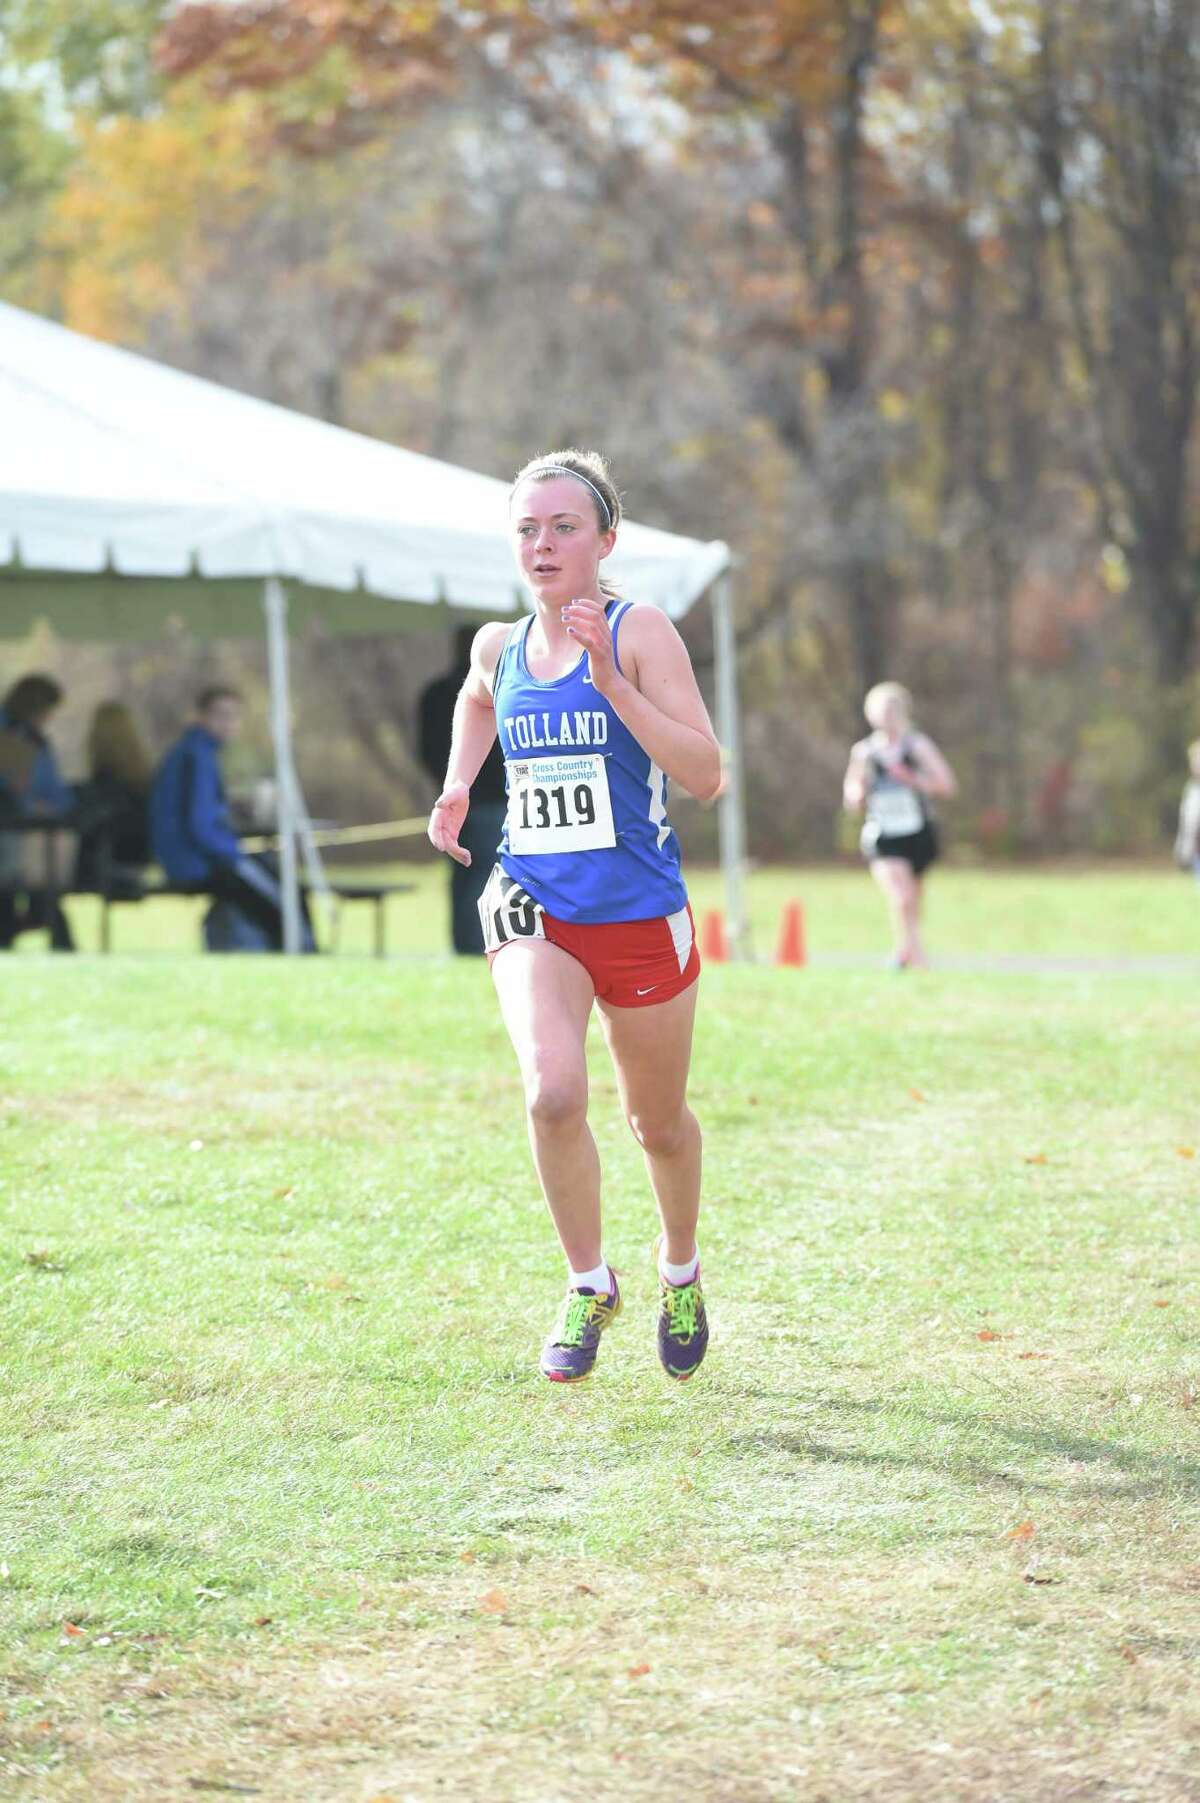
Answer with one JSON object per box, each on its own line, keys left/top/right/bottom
{"left": 241, "top": 816, "right": 429, "bottom": 854}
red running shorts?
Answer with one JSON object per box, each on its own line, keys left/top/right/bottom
{"left": 482, "top": 870, "right": 700, "bottom": 1009}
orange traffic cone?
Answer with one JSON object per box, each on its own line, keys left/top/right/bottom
{"left": 699, "top": 909, "right": 729, "bottom": 964}
{"left": 775, "top": 901, "right": 806, "bottom": 968}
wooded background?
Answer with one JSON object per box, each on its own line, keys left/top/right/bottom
{"left": 2, "top": 0, "right": 1198, "bottom": 858}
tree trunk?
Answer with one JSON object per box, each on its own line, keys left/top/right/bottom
{"left": 826, "top": 4, "right": 891, "bottom": 699}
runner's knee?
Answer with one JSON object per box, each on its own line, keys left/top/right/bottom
{"left": 627, "top": 1106, "right": 690, "bottom": 1159}
{"left": 526, "top": 1071, "right": 588, "bottom": 1131}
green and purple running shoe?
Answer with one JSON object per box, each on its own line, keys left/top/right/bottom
{"left": 539, "top": 1273, "right": 622, "bottom": 1383}
{"left": 654, "top": 1243, "right": 709, "bottom": 1382}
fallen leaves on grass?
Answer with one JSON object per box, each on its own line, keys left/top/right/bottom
{"left": 1023, "top": 1153, "right": 1048, "bottom": 1166}
{"left": 1176, "top": 1146, "right": 1195, "bottom": 1159}
{"left": 1023, "top": 1572, "right": 1060, "bottom": 1586}
{"left": 1018, "top": 1351, "right": 1050, "bottom": 1360}
{"left": 626, "top": 1662, "right": 651, "bottom": 1678}
{"left": 1006, "top": 1521, "right": 1036, "bottom": 1542}
{"left": 1119, "top": 1644, "right": 1139, "bottom": 1664}
{"left": 908, "top": 1087, "right": 927, "bottom": 1104}
{"left": 977, "top": 1328, "right": 1010, "bottom": 1343}
{"left": 23, "top": 1248, "right": 67, "bottom": 1272}
{"left": 61, "top": 1621, "right": 87, "bottom": 1638}
{"left": 307, "top": 1273, "right": 366, "bottom": 1302}
{"left": 1153, "top": 1299, "right": 1172, "bottom": 1308}
{"left": 575, "top": 1583, "right": 599, "bottom": 1597}
{"left": 478, "top": 1589, "right": 508, "bottom": 1615}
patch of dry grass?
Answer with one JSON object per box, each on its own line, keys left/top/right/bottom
{"left": 6, "top": 1550, "right": 1200, "bottom": 1801}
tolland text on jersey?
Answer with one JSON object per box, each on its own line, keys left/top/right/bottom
{"left": 503, "top": 711, "right": 610, "bottom": 753}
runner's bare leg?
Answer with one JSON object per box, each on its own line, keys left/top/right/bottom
{"left": 598, "top": 981, "right": 701, "bottom": 1265}
{"left": 491, "top": 938, "right": 604, "bottom": 1272}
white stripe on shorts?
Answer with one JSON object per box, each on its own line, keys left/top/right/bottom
{"left": 666, "top": 904, "right": 692, "bottom": 973}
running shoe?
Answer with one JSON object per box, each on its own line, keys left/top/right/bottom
{"left": 539, "top": 1273, "right": 622, "bottom": 1383}
{"left": 653, "top": 1239, "right": 709, "bottom": 1382}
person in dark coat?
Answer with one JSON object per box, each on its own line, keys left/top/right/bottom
{"left": 74, "top": 701, "right": 153, "bottom": 893}
{"left": 419, "top": 625, "right": 508, "bottom": 955}
{"left": 0, "top": 673, "right": 75, "bottom": 951}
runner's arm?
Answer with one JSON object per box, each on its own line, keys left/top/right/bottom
{"left": 428, "top": 623, "right": 508, "bottom": 866}
{"left": 567, "top": 602, "right": 721, "bottom": 801}
{"left": 902, "top": 733, "right": 957, "bottom": 800}
{"left": 842, "top": 744, "right": 870, "bottom": 811}
{"left": 443, "top": 625, "right": 507, "bottom": 789}
{"left": 1175, "top": 782, "right": 1200, "bottom": 867}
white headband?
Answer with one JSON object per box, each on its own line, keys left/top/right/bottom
{"left": 530, "top": 466, "right": 613, "bottom": 529}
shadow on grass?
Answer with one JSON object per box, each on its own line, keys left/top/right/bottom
{"left": 725, "top": 1392, "right": 1200, "bottom": 1503}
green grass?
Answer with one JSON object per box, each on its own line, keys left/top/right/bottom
{"left": 2, "top": 871, "right": 1200, "bottom": 1799}
{"left": 31, "top": 855, "right": 1200, "bottom": 959}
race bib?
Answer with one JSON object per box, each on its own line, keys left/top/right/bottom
{"left": 505, "top": 753, "right": 616, "bottom": 856}
{"left": 869, "top": 782, "right": 924, "bottom": 838}
{"left": 477, "top": 865, "right": 546, "bottom": 954}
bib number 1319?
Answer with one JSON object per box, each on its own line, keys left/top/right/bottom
{"left": 517, "top": 782, "right": 596, "bottom": 832}
{"left": 506, "top": 753, "right": 616, "bottom": 855}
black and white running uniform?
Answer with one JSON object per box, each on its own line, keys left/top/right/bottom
{"left": 859, "top": 736, "right": 940, "bottom": 875}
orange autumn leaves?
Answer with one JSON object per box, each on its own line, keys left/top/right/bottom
{"left": 46, "top": 95, "right": 263, "bottom": 342}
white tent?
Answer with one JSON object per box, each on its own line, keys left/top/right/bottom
{"left": 0, "top": 300, "right": 748, "bottom": 953}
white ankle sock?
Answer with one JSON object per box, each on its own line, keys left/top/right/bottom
{"left": 659, "top": 1248, "right": 699, "bottom": 1287}
{"left": 568, "top": 1259, "right": 611, "bottom": 1294}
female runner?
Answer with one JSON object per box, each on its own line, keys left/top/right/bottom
{"left": 842, "top": 682, "right": 957, "bottom": 969}
{"left": 428, "top": 449, "right": 721, "bottom": 1383}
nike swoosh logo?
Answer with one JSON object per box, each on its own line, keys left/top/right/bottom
{"left": 636, "top": 985, "right": 658, "bottom": 996}
{"left": 582, "top": 671, "right": 594, "bottom": 685}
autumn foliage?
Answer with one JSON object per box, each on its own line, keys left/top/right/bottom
{"left": 4, "top": 0, "right": 1199, "bottom": 852}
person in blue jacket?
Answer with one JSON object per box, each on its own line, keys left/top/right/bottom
{"left": 150, "top": 686, "right": 312, "bottom": 952}
{"left": 0, "top": 673, "right": 76, "bottom": 950}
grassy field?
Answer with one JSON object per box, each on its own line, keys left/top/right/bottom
{"left": 2, "top": 869, "right": 1199, "bottom": 1800}
{"left": 32, "top": 855, "right": 1200, "bottom": 960}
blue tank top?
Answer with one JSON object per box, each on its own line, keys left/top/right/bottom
{"left": 491, "top": 600, "right": 689, "bottom": 924}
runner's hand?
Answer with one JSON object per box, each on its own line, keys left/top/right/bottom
{"left": 562, "top": 598, "right": 619, "bottom": 694}
{"left": 428, "top": 781, "right": 472, "bottom": 866}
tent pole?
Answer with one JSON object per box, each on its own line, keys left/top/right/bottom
{"left": 264, "top": 576, "right": 302, "bottom": 954}
{"left": 286, "top": 751, "right": 338, "bottom": 945}
{"left": 711, "top": 566, "right": 751, "bottom": 962}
